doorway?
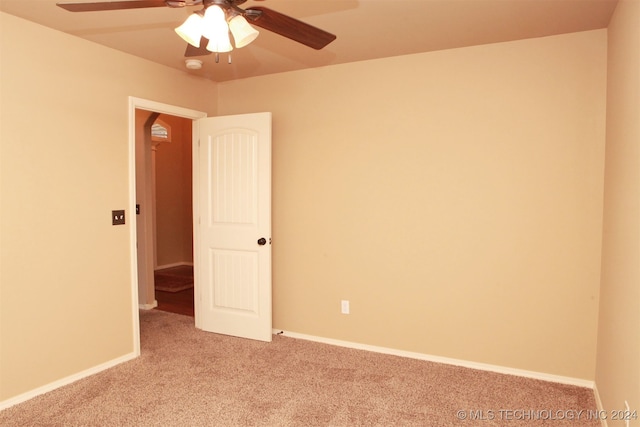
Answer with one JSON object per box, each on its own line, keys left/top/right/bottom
{"left": 135, "top": 109, "right": 195, "bottom": 317}
{"left": 128, "top": 97, "right": 206, "bottom": 356}
{"left": 129, "top": 98, "right": 273, "bottom": 350}
{"left": 148, "top": 112, "right": 195, "bottom": 316}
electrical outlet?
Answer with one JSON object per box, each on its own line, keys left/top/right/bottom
{"left": 341, "top": 300, "right": 350, "bottom": 314}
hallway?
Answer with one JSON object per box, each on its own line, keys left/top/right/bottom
{"left": 154, "top": 265, "right": 194, "bottom": 317}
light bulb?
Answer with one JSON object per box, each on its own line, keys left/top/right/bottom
{"left": 174, "top": 13, "right": 203, "bottom": 47}
{"left": 202, "top": 5, "right": 232, "bottom": 53}
{"left": 228, "top": 15, "right": 259, "bottom": 48}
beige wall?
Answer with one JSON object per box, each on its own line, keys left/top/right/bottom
{"left": 0, "top": 12, "right": 215, "bottom": 401}
{"left": 218, "top": 30, "right": 607, "bottom": 381}
{"left": 596, "top": 0, "right": 640, "bottom": 423}
{"left": 154, "top": 114, "right": 194, "bottom": 268}
{"left": 2, "top": 4, "right": 630, "bottom": 409}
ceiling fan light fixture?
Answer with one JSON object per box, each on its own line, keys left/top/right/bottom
{"left": 206, "top": 34, "right": 233, "bottom": 53}
{"left": 202, "top": 5, "right": 233, "bottom": 53}
{"left": 175, "top": 13, "right": 203, "bottom": 47}
{"left": 228, "top": 15, "right": 259, "bottom": 48}
{"left": 201, "top": 5, "right": 227, "bottom": 37}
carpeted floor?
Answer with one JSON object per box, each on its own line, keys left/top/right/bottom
{"left": 0, "top": 310, "right": 600, "bottom": 426}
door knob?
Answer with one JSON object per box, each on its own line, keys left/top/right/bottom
{"left": 257, "top": 237, "right": 267, "bottom": 246}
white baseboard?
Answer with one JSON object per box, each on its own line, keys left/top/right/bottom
{"left": 273, "top": 329, "right": 595, "bottom": 389}
{"left": 0, "top": 351, "right": 138, "bottom": 411}
{"left": 139, "top": 300, "right": 158, "bottom": 310}
{"left": 593, "top": 383, "right": 609, "bottom": 427}
{"left": 155, "top": 262, "right": 193, "bottom": 271}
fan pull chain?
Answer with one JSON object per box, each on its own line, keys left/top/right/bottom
{"left": 213, "top": 53, "right": 232, "bottom": 64}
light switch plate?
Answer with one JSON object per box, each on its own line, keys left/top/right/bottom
{"left": 112, "top": 210, "right": 125, "bottom": 225}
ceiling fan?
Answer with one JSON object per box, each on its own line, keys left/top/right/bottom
{"left": 56, "top": 0, "right": 337, "bottom": 60}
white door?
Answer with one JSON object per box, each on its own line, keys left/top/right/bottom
{"left": 194, "top": 112, "right": 272, "bottom": 342}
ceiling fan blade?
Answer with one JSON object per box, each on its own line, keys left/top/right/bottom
{"left": 56, "top": 1, "right": 171, "bottom": 12}
{"left": 244, "top": 6, "right": 336, "bottom": 50}
{"left": 185, "top": 37, "right": 212, "bottom": 57}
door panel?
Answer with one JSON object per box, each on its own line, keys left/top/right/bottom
{"left": 195, "top": 113, "right": 272, "bottom": 342}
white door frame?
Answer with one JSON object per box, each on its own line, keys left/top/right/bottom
{"left": 127, "top": 97, "right": 207, "bottom": 355}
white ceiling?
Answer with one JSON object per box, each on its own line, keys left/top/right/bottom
{"left": 0, "top": 0, "right": 618, "bottom": 82}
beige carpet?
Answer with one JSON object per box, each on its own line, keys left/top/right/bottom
{"left": 0, "top": 310, "right": 599, "bottom": 426}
